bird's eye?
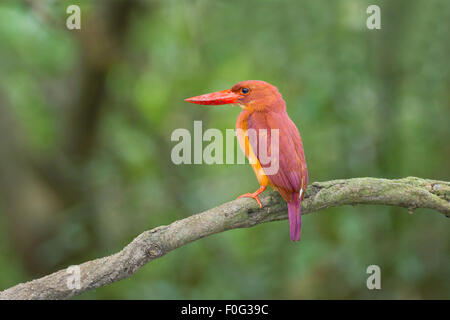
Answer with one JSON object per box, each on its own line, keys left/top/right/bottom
{"left": 241, "top": 87, "right": 249, "bottom": 94}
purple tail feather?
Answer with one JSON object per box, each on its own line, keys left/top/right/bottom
{"left": 287, "top": 193, "right": 302, "bottom": 242}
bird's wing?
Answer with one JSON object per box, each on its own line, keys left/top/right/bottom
{"left": 247, "top": 111, "right": 308, "bottom": 201}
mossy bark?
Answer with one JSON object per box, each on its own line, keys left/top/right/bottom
{"left": 1, "top": 177, "right": 448, "bottom": 300}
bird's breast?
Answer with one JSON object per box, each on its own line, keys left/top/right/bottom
{"left": 236, "top": 110, "right": 271, "bottom": 187}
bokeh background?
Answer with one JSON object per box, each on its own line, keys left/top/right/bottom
{"left": 0, "top": 0, "right": 449, "bottom": 299}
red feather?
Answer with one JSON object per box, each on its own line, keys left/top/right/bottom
{"left": 247, "top": 111, "right": 308, "bottom": 202}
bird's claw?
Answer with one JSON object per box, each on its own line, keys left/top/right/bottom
{"left": 238, "top": 193, "right": 263, "bottom": 208}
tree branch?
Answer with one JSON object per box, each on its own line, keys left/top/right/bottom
{"left": 1, "top": 177, "right": 448, "bottom": 300}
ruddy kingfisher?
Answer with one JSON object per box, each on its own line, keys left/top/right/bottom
{"left": 185, "top": 80, "right": 308, "bottom": 241}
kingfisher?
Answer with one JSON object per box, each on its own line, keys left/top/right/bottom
{"left": 185, "top": 80, "right": 308, "bottom": 241}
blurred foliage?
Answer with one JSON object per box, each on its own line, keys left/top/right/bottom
{"left": 0, "top": 0, "right": 448, "bottom": 299}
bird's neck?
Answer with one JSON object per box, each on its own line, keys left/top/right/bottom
{"left": 241, "top": 95, "right": 286, "bottom": 113}
{"left": 236, "top": 108, "right": 251, "bottom": 131}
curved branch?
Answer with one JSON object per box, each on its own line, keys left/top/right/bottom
{"left": 1, "top": 177, "right": 448, "bottom": 300}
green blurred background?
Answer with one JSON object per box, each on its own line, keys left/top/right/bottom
{"left": 0, "top": 0, "right": 448, "bottom": 299}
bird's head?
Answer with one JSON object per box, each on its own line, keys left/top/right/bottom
{"left": 185, "top": 80, "right": 285, "bottom": 112}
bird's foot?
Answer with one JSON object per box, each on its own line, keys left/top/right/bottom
{"left": 237, "top": 186, "right": 267, "bottom": 209}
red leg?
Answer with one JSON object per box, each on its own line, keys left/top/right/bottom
{"left": 238, "top": 185, "right": 267, "bottom": 208}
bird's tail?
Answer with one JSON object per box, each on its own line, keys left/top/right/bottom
{"left": 288, "top": 193, "right": 302, "bottom": 242}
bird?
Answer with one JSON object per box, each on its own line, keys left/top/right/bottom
{"left": 185, "top": 80, "right": 308, "bottom": 241}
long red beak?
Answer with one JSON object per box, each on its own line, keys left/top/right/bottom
{"left": 184, "top": 89, "right": 240, "bottom": 105}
